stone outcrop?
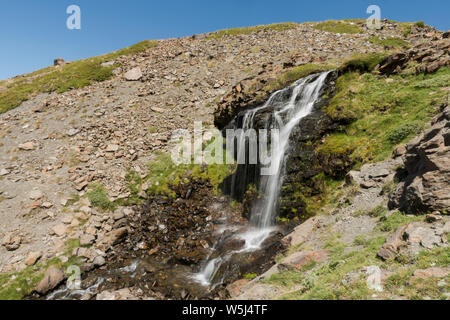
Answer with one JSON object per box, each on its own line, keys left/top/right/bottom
{"left": 377, "top": 36, "right": 450, "bottom": 75}
{"left": 389, "top": 106, "right": 450, "bottom": 214}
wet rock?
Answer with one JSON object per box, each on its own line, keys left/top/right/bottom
{"left": 93, "top": 256, "right": 106, "bottom": 267}
{"left": 106, "top": 227, "right": 128, "bottom": 246}
{"left": 35, "top": 265, "right": 65, "bottom": 295}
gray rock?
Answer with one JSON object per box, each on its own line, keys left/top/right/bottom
{"left": 123, "top": 67, "right": 143, "bottom": 81}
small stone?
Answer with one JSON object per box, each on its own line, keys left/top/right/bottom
{"left": 80, "top": 234, "right": 96, "bottom": 246}
{"left": 29, "top": 189, "right": 43, "bottom": 200}
{"left": 25, "top": 251, "right": 43, "bottom": 266}
{"left": 0, "top": 168, "right": 9, "bottom": 176}
{"left": 426, "top": 213, "right": 442, "bottom": 223}
{"left": 106, "top": 144, "right": 119, "bottom": 152}
{"left": 113, "top": 212, "right": 125, "bottom": 221}
{"left": 2, "top": 233, "right": 22, "bottom": 251}
{"left": 18, "top": 142, "right": 36, "bottom": 150}
{"left": 52, "top": 224, "right": 67, "bottom": 237}
{"left": 41, "top": 202, "right": 53, "bottom": 209}
{"left": 123, "top": 67, "right": 143, "bottom": 81}
{"left": 93, "top": 256, "right": 106, "bottom": 267}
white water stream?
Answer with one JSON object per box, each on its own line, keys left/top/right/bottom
{"left": 193, "top": 71, "right": 331, "bottom": 287}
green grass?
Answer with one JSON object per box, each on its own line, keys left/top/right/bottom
{"left": 341, "top": 53, "right": 388, "bottom": 73}
{"left": 0, "top": 40, "right": 158, "bottom": 114}
{"left": 313, "top": 21, "right": 363, "bottom": 34}
{"left": 85, "top": 182, "right": 116, "bottom": 211}
{"left": 207, "top": 22, "right": 297, "bottom": 39}
{"left": 263, "top": 63, "right": 336, "bottom": 94}
{"left": 368, "top": 36, "right": 410, "bottom": 49}
{"left": 376, "top": 211, "right": 425, "bottom": 232}
{"left": 319, "top": 67, "right": 449, "bottom": 169}
{"left": 266, "top": 236, "right": 386, "bottom": 300}
{"left": 0, "top": 238, "right": 86, "bottom": 300}
{"left": 145, "top": 152, "right": 233, "bottom": 199}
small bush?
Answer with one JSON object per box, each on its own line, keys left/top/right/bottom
{"left": 387, "top": 122, "right": 421, "bottom": 144}
{"left": 86, "top": 183, "right": 115, "bottom": 211}
{"left": 415, "top": 21, "right": 425, "bottom": 28}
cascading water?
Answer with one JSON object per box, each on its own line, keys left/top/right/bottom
{"left": 193, "top": 71, "right": 332, "bottom": 287}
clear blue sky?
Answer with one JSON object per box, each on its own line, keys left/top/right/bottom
{"left": 1, "top": 0, "right": 449, "bottom": 80}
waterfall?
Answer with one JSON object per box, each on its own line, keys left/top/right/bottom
{"left": 193, "top": 71, "right": 332, "bottom": 287}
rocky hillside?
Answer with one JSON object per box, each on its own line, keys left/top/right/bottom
{"left": 0, "top": 19, "right": 448, "bottom": 300}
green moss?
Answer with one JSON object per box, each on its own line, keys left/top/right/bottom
{"left": 145, "top": 152, "right": 232, "bottom": 198}
{"left": 263, "top": 63, "right": 336, "bottom": 94}
{"left": 85, "top": 183, "right": 116, "bottom": 211}
{"left": 313, "top": 21, "right": 363, "bottom": 34}
{"left": 321, "top": 67, "right": 449, "bottom": 169}
{"left": 243, "top": 273, "right": 258, "bottom": 280}
{"left": 207, "top": 23, "right": 297, "bottom": 39}
{"left": 368, "top": 36, "right": 410, "bottom": 49}
{"left": 0, "top": 40, "right": 158, "bottom": 114}
{"left": 341, "top": 53, "right": 388, "bottom": 73}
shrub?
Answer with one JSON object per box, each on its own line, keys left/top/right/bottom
{"left": 86, "top": 183, "right": 116, "bottom": 211}
{"left": 387, "top": 122, "right": 421, "bottom": 144}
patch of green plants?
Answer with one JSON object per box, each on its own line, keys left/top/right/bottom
{"left": 263, "top": 63, "right": 336, "bottom": 94}
{"left": 85, "top": 182, "right": 116, "bottom": 211}
{"left": 278, "top": 236, "right": 386, "bottom": 300}
{"left": 207, "top": 23, "right": 297, "bottom": 39}
{"left": 145, "top": 152, "right": 233, "bottom": 198}
{"left": 243, "top": 273, "right": 258, "bottom": 280}
{"left": 341, "top": 53, "right": 388, "bottom": 73}
{"left": 0, "top": 40, "right": 158, "bottom": 114}
{"left": 368, "top": 36, "right": 410, "bottom": 48}
{"left": 313, "top": 21, "right": 363, "bottom": 34}
{"left": 376, "top": 211, "right": 425, "bottom": 232}
{"left": 320, "top": 67, "right": 449, "bottom": 170}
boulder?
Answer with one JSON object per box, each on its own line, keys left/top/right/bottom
{"left": 123, "top": 67, "right": 143, "bottom": 81}
{"left": 25, "top": 251, "right": 42, "bottom": 266}
{"left": 35, "top": 265, "right": 65, "bottom": 295}
{"left": 389, "top": 107, "right": 450, "bottom": 214}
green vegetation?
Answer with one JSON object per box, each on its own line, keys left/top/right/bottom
{"left": 207, "top": 23, "right": 297, "bottom": 39}
{"left": 341, "top": 53, "right": 388, "bottom": 73}
{"left": 86, "top": 182, "right": 116, "bottom": 211}
{"left": 0, "top": 239, "right": 85, "bottom": 300}
{"left": 145, "top": 152, "right": 233, "bottom": 198}
{"left": 320, "top": 67, "right": 449, "bottom": 169}
{"left": 263, "top": 63, "right": 335, "bottom": 94}
{"left": 376, "top": 211, "right": 425, "bottom": 232}
{"left": 265, "top": 236, "right": 386, "bottom": 300}
{"left": 0, "top": 40, "right": 158, "bottom": 114}
{"left": 243, "top": 273, "right": 258, "bottom": 280}
{"left": 368, "top": 36, "right": 410, "bottom": 49}
{"left": 313, "top": 21, "right": 363, "bottom": 34}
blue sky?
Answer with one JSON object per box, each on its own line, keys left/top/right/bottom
{"left": 0, "top": 0, "right": 449, "bottom": 80}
